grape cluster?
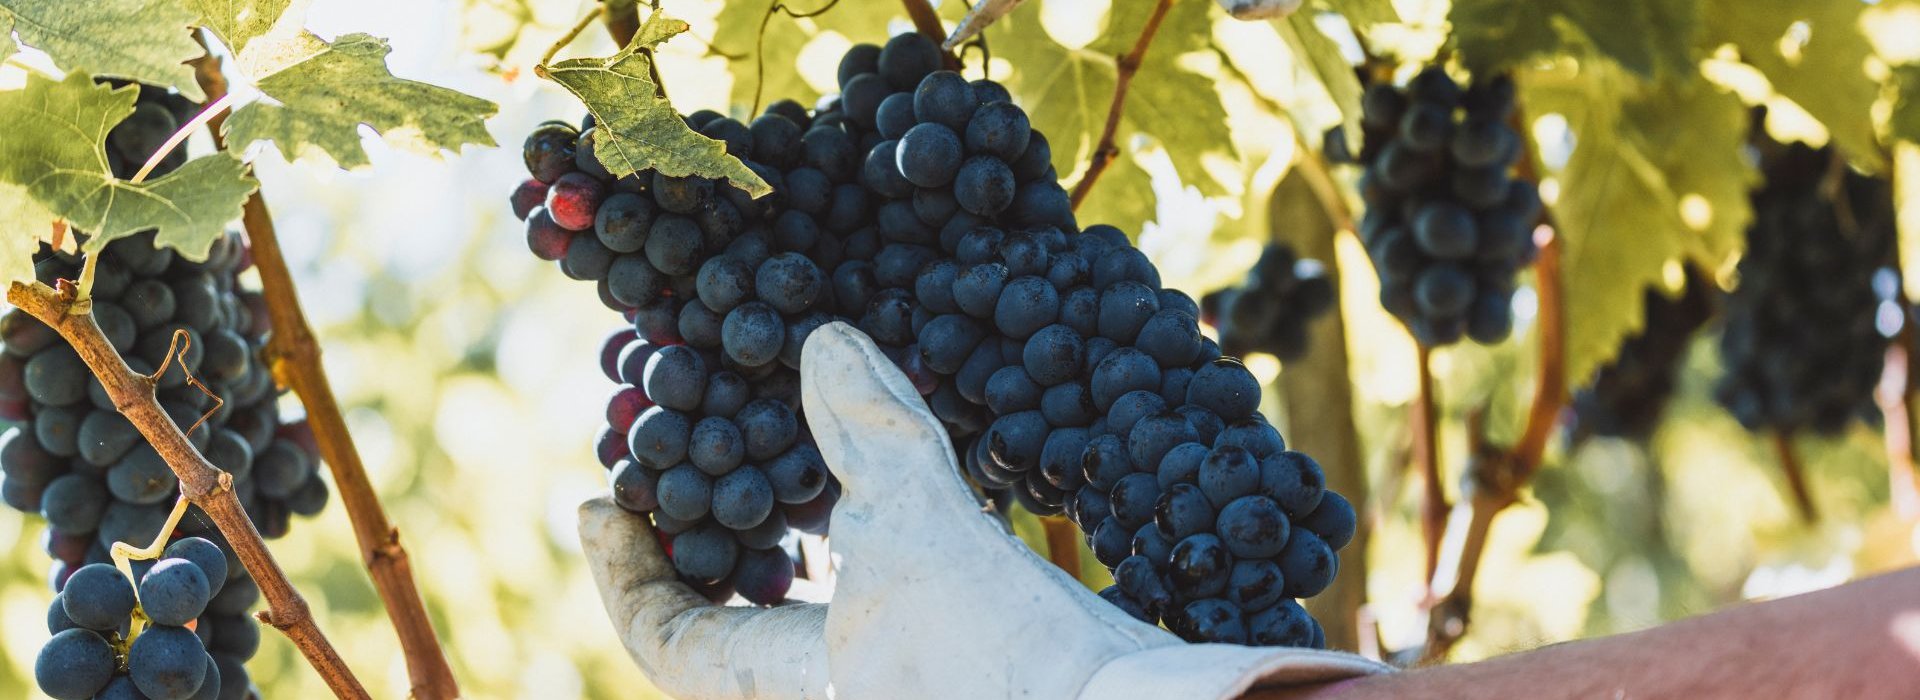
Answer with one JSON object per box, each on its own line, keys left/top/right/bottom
{"left": 39, "top": 539, "right": 242, "bottom": 700}
{"left": 1351, "top": 68, "right": 1539, "bottom": 346}
{"left": 1570, "top": 269, "right": 1714, "bottom": 440}
{"left": 3, "top": 85, "right": 324, "bottom": 700}
{"left": 514, "top": 32, "right": 1354, "bottom": 646}
{"left": 1716, "top": 142, "right": 1897, "bottom": 435}
{"left": 1199, "top": 244, "right": 1335, "bottom": 360}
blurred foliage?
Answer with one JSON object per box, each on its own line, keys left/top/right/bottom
{"left": 5, "top": 0, "right": 1920, "bottom": 697}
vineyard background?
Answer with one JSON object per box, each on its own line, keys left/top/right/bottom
{"left": 5, "top": 0, "right": 1920, "bottom": 697}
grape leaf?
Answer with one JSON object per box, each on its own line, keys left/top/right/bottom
{"left": 0, "top": 12, "right": 16, "bottom": 63}
{"left": 541, "top": 12, "right": 771, "bottom": 196}
{"left": 1530, "top": 69, "right": 1751, "bottom": 387}
{"left": 1277, "top": 10, "right": 1364, "bottom": 156}
{"left": 1090, "top": 0, "right": 1237, "bottom": 197}
{"left": 0, "top": 182, "right": 56, "bottom": 284}
{"left": 0, "top": 73, "right": 256, "bottom": 261}
{"left": 181, "top": 0, "right": 293, "bottom": 55}
{"left": 0, "top": 0, "right": 206, "bottom": 100}
{"left": 990, "top": 0, "right": 1232, "bottom": 230}
{"left": 1077, "top": 151, "right": 1157, "bottom": 240}
{"left": 1700, "top": 0, "right": 1881, "bottom": 171}
{"left": 1449, "top": 0, "right": 1699, "bottom": 79}
{"left": 222, "top": 33, "right": 498, "bottom": 169}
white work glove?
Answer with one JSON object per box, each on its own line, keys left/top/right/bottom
{"left": 944, "top": 0, "right": 1304, "bottom": 50}
{"left": 580, "top": 322, "right": 1389, "bottom": 700}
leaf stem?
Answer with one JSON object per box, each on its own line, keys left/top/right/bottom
{"left": 1068, "top": 0, "right": 1173, "bottom": 210}
{"left": 129, "top": 92, "right": 237, "bottom": 185}
{"left": 8, "top": 280, "right": 371, "bottom": 700}
{"left": 191, "top": 45, "right": 462, "bottom": 700}
{"left": 541, "top": 6, "right": 606, "bottom": 69}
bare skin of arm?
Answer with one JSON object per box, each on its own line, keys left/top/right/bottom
{"left": 1253, "top": 567, "right": 1920, "bottom": 700}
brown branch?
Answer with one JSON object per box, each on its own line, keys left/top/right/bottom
{"left": 1068, "top": 0, "right": 1173, "bottom": 209}
{"left": 1421, "top": 100, "right": 1569, "bottom": 663}
{"left": 9, "top": 282, "right": 370, "bottom": 700}
{"left": 900, "top": 0, "right": 961, "bottom": 69}
{"left": 1271, "top": 164, "right": 1369, "bottom": 651}
{"left": 1041, "top": 516, "right": 1081, "bottom": 575}
{"left": 192, "top": 48, "right": 461, "bottom": 700}
{"left": 1771, "top": 431, "right": 1819, "bottom": 523}
{"left": 1413, "top": 344, "right": 1444, "bottom": 583}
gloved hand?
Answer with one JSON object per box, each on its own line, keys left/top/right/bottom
{"left": 580, "top": 322, "right": 1388, "bottom": 700}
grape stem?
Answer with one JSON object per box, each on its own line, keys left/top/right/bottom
{"left": 1040, "top": 516, "right": 1081, "bottom": 575}
{"left": 540, "top": 6, "right": 605, "bottom": 68}
{"left": 749, "top": 0, "right": 845, "bottom": 117}
{"left": 189, "top": 40, "right": 463, "bottom": 700}
{"left": 1771, "top": 431, "right": 1819, "bottom": 523}
{"left": 1419, "top": 102, "right": 1569, "bottom": 665}
{"left": 7, "top": 280, "right": 372, "bottom": 700}
{"left": 129, "top": 91, "right": 237, "bottom": 186}
{"left": 1067, "top": 0, "right": 1173, "bottom": 210}
{"left": 1412, "top": 343, "right": 1444, "bottom": 584}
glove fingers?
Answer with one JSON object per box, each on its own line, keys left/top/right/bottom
{"left": 801, "top": 322, "right": 960, "bottom": 501}
{"left": 580, "top": 497, "right": 831, "bottom": 700}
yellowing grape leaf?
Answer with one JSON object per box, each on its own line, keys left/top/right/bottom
{"left": 0, "top": 183, "right": 55, "bottom": 285}
{"left": 541, "top": 11, "right": 771, "bottom": 196}
{"left": 0, "top": 0, "right": 205, "bottom": 100}
{"left": 181, "top": 0, "right": 293, "bottom": 55}
{"left": 1529, "top": 69, "right": 1751, "bottom": 388}
{"left": 1701, "top": 0, "right": 1881, "bottom": 172}
{"left": 223, "top": 33, "right": 498, "bottom": 169}
{"left": 0, "top": 73, "right": 256, "bottom": 262}
{"left": 1449, "top": 0, "right": 1699, "bottom": 79}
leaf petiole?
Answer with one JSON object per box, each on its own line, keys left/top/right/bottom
{"left": 129, "top": 91, "right": 238, "bottom": 185}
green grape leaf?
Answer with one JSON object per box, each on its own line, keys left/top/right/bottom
{"left": 181, "top": 0, "right": 293, "bottom": 55}
{"left": 1533, "top": 69, "right": 1752, "bottom": 387}
{"left": 1449, "top": 0, "right": 1699, "bottom": 79}
{"left": 0, "top": 0, "right": 205, "bottom": 100}
{"left": 1319, "top": 0, "right": 1399, "bottom": 27}
{"left": 1075, "top": 157, "right": 1156, "bottom": 240}
{"left": 1701, "top": 0, "right": 1880, "bottom": 171}
{"left": 223, "top": 33, "right": 498, "bottom": 169}
{"left": 1278, "top": 10, "right": 1364, "bottom": 156}
{"left": 992, "top": 0, "right": 1233, "bottom": 216}
{"left": 0, "top": 11, "right": 17, "bottom": 64}
{"left": 0, "top": 182, "right": 55, "bottom": 284}
{"left": 540, "top": 13, "right": 770, "bottom": 196}
{"left": 0, "top": 73, "right": 257, "bottom": 261}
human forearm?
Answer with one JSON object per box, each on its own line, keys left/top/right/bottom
{"left": 1254, "top": 567, "right": 1920, "bottom": 700}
